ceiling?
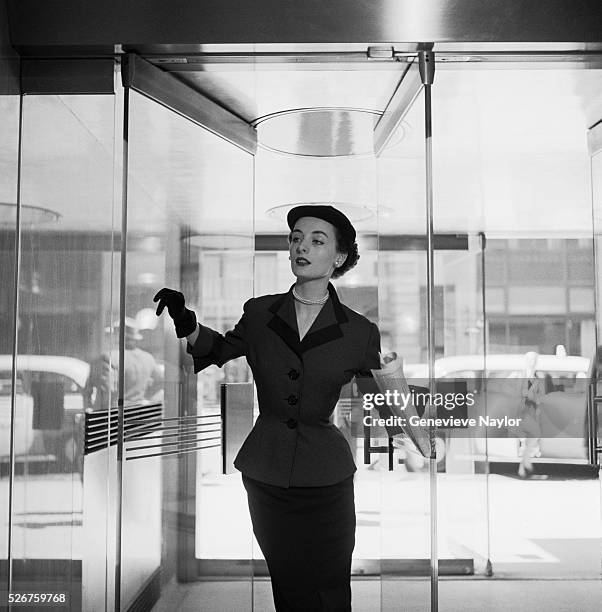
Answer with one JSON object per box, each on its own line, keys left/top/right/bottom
{"left": 3, "top": 61, "right": 602, "bottom": 239}
{"left": 8, "top": 0, "right": 602, "bottom": 53}
{"left": 4, "top": 0, "right": 602, "bottom": 239}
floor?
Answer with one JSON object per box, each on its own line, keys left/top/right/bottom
{"left": 152, "top": 578, "right": 602, "bottom": 612}
{"left": 194, "top": 465, "right": 602, "bottom": 578}
{"left": 3, "top": 451, "right": 600, "bottom": 610}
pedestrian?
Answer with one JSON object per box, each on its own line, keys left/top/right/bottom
{"left": 516, "top": 351, "right": 546, "bottom": 478}
{"left": 84, "top": 317, "right": 160, "bottom": 410}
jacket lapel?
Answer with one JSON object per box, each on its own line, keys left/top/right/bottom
{"left": 267, "top": 286, "right": 302, "bottom": 359}
{"left": 267, "top": 282, "right": 349, "bottom": 358}
{"left": 301, "top": 282, "right": 348, "bottom": 352}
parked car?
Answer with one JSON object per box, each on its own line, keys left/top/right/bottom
{"left": 0, "top": 355, "right": 90, "bottom": 471}
{"left": 402, "top": 353, "right": 592, "bottom": 469}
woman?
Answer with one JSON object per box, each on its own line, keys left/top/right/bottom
{"left": 154, "top": 205, "right": 398, "bottom": 611}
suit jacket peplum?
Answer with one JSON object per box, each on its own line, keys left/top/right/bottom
{"left": 187, "top": 281, "right": 402, "bottom": 487}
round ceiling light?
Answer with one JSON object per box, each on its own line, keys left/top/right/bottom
{"left": 0, "top": 202, "right": 61, "bottom": 226}
{"left": 253, "top": 107, "right": 406, "bottom": 157}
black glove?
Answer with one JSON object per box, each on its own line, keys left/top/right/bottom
{"left": 153, "top": 288, "right": 197, "bottom": 338}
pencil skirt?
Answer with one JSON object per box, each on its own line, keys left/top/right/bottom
{"left": 242, "top": 473, "right": 356, "bottom": 612}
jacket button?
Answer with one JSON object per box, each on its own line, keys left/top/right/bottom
{"left": 287, "top": 394, "right": 298, "bottom": 405}
{"left": 288, "top": 368, "right": 300, "bottom": 380}
{"left": 286, "top": 418, "right": 298, "bottom": 429}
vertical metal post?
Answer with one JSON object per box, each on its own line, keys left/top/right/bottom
{"left": 587, "top": 383, "right": 597, "bottom": 465}
{"left": 419, "top": 49, "right": 438, "bottom": 612}
{"left": 480, "top": 232, "right": 493, "bottom": 576}
{"left": 7, "top": 80, "right": 24, "bottom": 600}
{"left": 585, "top": 182, "right": 600, "bottom": 468}
{"left": 363, "top": 410, "right": 371, "bottom": 465}
{"left": 114, "top": 82, "right": 130, "bottom": 612}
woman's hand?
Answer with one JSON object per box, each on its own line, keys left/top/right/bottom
{"left": 154, "top": 287, "right": 186, "bottom": 319}
{"left": 153, "top": 288, "right": 197, "bottom": 338}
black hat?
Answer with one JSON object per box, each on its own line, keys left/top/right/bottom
{"left": 287, "top": 205, "right": 356, "bottom": 243}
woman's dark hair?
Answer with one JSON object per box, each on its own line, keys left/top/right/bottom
{"left": 331, "top": 226, "right": 359, "bottom": 279}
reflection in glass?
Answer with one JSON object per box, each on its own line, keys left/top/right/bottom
{"left": 0, "top": 85, "right": 20, "bottom": 601}
{"left": 13, "top": 93, "right": 118, "bottom": 609}
{"left": 435, "top": 67, "right": 602, "bottom": 581}
{"left": 0, "top": 202, "right": 60, "bottom": 226}
{"left": 123, "top": 90, "right": 255, "bottom": 609}
{"left": 376, "top": 88, "right": 432, "bottom": 610}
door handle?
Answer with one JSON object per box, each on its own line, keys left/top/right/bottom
{"left": 363, "top": 409, "right": 395, "bottom": 470}
{"left": 586, "top": 384, "right": 601, "bottom": 466}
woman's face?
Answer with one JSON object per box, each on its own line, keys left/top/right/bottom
{"left": 288, "top": 216, "right": 346, "bottom": 281}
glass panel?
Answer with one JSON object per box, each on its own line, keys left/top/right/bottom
{"left": 254, "top": 114, "right": 384, "bottom": 611}
{"left": 433, "top": 66, "right": 602, "bottom": 596}
{"left": 431, "top": 238, "right": 491, "bottom": 578}
{"left": 122, "top": 89, "right": 255, "bottom": 610}
{"left": 376, "top": 88, "right": 432, "bottom": 610}
{"left": 15, "top": 92, "right": 119, "bottom": 610}
{"left": 590, "top": 118, "right": 602, "bottom": 592}
{"left": 0, "top": 16, "right": 20, "bottom": 602}
{"left": 507, "top": 286, "right": 566, "bottom": 314}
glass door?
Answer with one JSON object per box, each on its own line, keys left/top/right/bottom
{"left": 373, "top": 50, "right": 490, "bottom": 611}
{"left": 117, "top": 52, "right": 442, "bottom": 612}
{"left": 117, "top": 55, "right": 256, "bottom": 611}
{"left": 373, "top": 53, "right": 602, "bottom": 609}
{"left": 242, "top": 54, "right": 445, "bottom": 609}
{"left": 372, "top": 55, "right": 440, "bottom": 611}
{"left": 0, "top": 33, "right": 19, "bottom": 607}
{"left": 14, "top": 89, "right": 120, "bottom": 612}
{"left": 432, "top": 63, "right": 602, "bottom": 601}
{"left": 101, "top": 51, "right": 602, "bottom": 611}
{"left": 589, "top": 115, "right": 602, "bottom": 541}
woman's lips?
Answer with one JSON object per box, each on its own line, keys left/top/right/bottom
{"left": 295, "top": 258, "right": 310, "bottom": 265}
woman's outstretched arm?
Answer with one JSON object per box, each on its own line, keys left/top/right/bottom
{"left": 186, "top": 325, "right": 200, "bottom": 346}
{"left": 154, "top": 287, "right": 251, "bottom": 373}
{"left": 185, "top": 299, "right": 253, "bottom": 373}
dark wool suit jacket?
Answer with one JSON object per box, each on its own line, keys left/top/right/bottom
{"left": 187, "top": 281, "right": 402, "bottom": 487}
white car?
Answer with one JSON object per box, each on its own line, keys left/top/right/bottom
{"left": 0, "top": 355, "right": 90, "bottom": 469}
{"left": 402, "top": 353, "right": 592, "bottom": 468}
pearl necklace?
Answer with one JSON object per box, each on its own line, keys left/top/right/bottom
{"left": 292, "top": 286, "right": 329, "bottom": 305}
